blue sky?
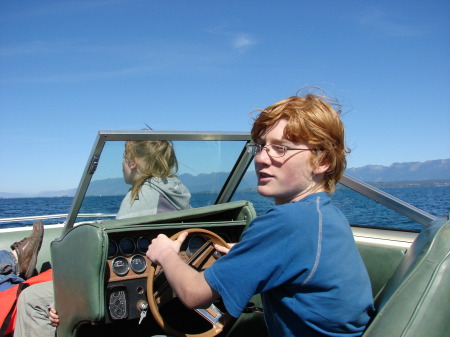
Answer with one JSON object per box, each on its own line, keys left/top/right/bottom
{"left": 1, "top": 0, "right": 449, "bottom": 194}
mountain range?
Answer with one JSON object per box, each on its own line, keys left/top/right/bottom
{"left": 1, "top": 158, "right": 449, "bottom": 198}
{"left": 346, "top": 159, "right": 450, "bottom": 182}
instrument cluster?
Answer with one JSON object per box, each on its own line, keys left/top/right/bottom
{"left": 107, "top": 231, "right": 232, "bottom": 280}
{"left": 108, "top": 236, "right": 151, "bottom": 278}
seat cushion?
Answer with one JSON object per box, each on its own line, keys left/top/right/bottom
{"left": 363, "top": 214, "right": 450, "bottom": 337}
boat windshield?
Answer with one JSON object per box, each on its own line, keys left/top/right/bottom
{"left": 68, "top": 131, "right": 259, "bottom": 228}
{"left": 63, "top": 130, "right": 436, "bottom": 234}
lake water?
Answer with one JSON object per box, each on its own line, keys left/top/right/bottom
{"left": 1, "top": 185, "right": 449, "bottom": 232}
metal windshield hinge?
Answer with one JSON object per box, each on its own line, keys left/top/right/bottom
{"left": 88, "top": 155, "right": 100, "bottom": 175}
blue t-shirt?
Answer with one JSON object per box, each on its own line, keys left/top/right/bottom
{"left": 204, "top": 192, "right": 374, "bottom": 337}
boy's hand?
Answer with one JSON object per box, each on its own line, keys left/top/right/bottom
{"left": 214, "top": 243, "right": 235, "bottom": 255}
{"left": 146, "top": 231, "right": 188, "bottom": 265}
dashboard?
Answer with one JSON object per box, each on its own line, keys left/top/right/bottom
{"left": 103, "top": 227, "right": 236, "bottom": 324}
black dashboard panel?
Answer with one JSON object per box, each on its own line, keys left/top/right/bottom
{"left": 104, "top": 225, "right": 244, "bottom": 323}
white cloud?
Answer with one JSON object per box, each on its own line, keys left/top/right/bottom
{"left": 232, "top": 33, "right": 256, "bottom": 52}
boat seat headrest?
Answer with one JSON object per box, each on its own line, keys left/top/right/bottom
{"left": 363, "top": 214, "right": 450, "bottom": 337}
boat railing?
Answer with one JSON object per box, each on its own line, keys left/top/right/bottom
{"left": 340, "top": 174, "right": 437, "bottom": 227}
{"left": 0, "top": 213, "right": 116, "bottom": 224}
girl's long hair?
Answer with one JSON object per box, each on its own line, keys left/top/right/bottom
{"left": 124, "top": 140, "right": 178, "bottom": 202}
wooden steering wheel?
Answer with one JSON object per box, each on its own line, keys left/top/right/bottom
{"left": 146, "top": 228, "right": 233, "bottom": 337}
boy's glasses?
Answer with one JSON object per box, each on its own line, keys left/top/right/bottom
{"left": 246, "top": 142, "right": 312, "bottom": 158}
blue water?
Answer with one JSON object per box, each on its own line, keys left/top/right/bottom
{"left": 234, "top": 185, "right": 450, "bottom": 231}
{"left": 1, "top": 185, "right": 449, "bottom": 231}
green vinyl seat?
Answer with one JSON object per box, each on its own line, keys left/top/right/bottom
{"left": 362, "top": 214, "right": 450, "bottom": 337}
{"left": 50, "top": 201, "right": 256, "bottom": 337}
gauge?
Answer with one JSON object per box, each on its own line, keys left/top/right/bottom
{"left": 130, "top": 255, "right": 147, "bottom": 273}
{"left": 108, "top": 240, "right": 118, "bottom": 258}
{"left": 186, "top": 235, "right": 208, "bottom": 257}
{"left": 112, "top": 256, "right": 129, "bottom": 276}
{"left": 136, "top": 236, "right": 151, "bottom": 254}
{"left": 119, "top": 237, "right": 135, "bottom": 256}
{"left": 217, "top": 233, "right": 231, "bottom": 244}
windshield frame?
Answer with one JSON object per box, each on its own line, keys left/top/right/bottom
{"left": 61, "top": 129, "right": 437, "bottom": 238}
{"left": 62, "top": 130, "right": 253, "bottom": 236}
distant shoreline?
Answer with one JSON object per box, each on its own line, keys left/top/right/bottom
{"left": 365, "top": 179, "right": 450, "bottom": 188}
{"left": 1, "top": 179, "right": 449, "bottom": 199}
{"left": 2, "top": 158, "right": 449, "bottom": 198}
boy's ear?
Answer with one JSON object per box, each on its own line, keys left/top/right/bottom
{"left": 314, "top": 158, "right": 330, "bottom": 175}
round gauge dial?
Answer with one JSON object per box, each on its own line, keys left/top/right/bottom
{"left": 130, "top": 255, "right": 147, "bottom": 273}
{"left": 137, "top": 236, "right": 151, "bottom": 254}
{"left": 217, "top": 233, "right": 231, "bottom": 243}
{"left": 186, "top": 235, "right": 208, "bottom": 257}
{"left": 108, "top": 240, "right": 118, "bottom": 258}
{"left": 112, "top": 256, "right": 129, "bottom": 276}
{"left": 119, "top": 237, "right": 135, "bottom": 256}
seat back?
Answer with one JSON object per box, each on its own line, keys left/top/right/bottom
{"left": 357, "top": 242, "right": 406, "bottom": 301}
{"left": 363, "top": 214, "right": 450, "bottom": 337}
{"left": 51, "top": 223, "right": 108, "bottom": 337}
{"left": 50, "top": 201, "right": 256, "bottom": 337}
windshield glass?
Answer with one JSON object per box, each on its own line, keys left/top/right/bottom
{"left": 65, "top": 131, "right": 435, "bottom": 232}
{"left": 75, "top": 139, "right": 248, "bottom": 223}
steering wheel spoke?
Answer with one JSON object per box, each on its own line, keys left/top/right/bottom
{"left": 187, "top": 240, "right": 221, "bottom": 270}
{"left": 153, "top": 277, "right": 176, "bottom": 308}
{"left": 195, "top": 303, "right": 223, "bottom": 325}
